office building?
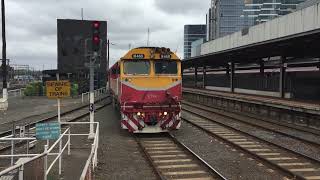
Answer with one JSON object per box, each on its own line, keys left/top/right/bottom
{"left": 243, "top": 0, "right": 306, "bottom": 25}
{"left": 184, "top": 25, "right": 206, "bottom": 59}
{"left": 296, "top": 0, "right": 320, "bottom": 10}
{"left": 206, "top": 0, "right": 307, "bottom": 41}
{"left": 207, "top": 0, "right": 246, "bottom": 40}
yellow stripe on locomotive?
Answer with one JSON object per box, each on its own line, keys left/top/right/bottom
{"left": 119, "top": 47, "right": 181, "bottom": 89}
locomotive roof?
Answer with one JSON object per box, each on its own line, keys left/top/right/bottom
{"left": 121, "top": 47, "right": 181, "bottom": 61}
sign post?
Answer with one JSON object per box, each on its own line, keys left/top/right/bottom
{"left": 46, "top": 78, "right": 71, "bottom": 124}
{"left": 56, "top": 74, "right": 61, "bottom": 123}
{"left": 88, "top": 52, "right": 97, "bottom": 139}
{"left": 44, "top": 78, "right": 69, "bottom": 176}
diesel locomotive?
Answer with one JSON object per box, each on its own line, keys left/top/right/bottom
{"left": 109, "top": 47, "right": 182, "bottom": 133}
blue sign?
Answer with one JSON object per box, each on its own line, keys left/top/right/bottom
{"left": 36, "top": 123, "right": 61, "bottom": 140}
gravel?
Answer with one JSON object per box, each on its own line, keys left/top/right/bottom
{"left": 172, "top": 118, "right": 287, "bottom": 180}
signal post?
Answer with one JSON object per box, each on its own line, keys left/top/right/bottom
{"left": 88, "top": 21, "right": 102, "bottom": 139}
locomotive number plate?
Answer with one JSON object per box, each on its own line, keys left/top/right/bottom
{"left": 160, "top": 54, "right": 171, "bottom": 59}
{"left": 132, "top": 54, "right": 145, "bottom": 59}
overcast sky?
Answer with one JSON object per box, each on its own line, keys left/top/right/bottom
{"left": 1, "top": 0, "right": 209, "bottom": 70}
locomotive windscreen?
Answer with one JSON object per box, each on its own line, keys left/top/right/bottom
{"left": 155, "top": 60, "right": 178, "bottom": 74}
{"left": 123, "top": 60, "right": 150, "bottom": 75}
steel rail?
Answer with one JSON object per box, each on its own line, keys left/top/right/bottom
{"left": 183, "top": 107, "right": 320, "bottom": 180}
{"left": 183, "top": 101, "right": 320, "bottom": 145}
{"left": 135, "top": 133, "right": 228, "bottom": 180}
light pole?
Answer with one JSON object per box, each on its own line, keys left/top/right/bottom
{"left": 1, "top": 0, "right": 8, "bottom": 109}
{"left": 106, "top": 40, "right": 116, "bottom": 90}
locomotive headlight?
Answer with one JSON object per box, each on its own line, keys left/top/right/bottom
{"left": 164, "top": 112, "right": 168, "bottom": 116}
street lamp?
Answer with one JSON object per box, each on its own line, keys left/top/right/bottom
{"left": 1, "top": 0, "right": 8, "bottom": 110}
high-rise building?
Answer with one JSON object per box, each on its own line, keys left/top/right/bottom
{"left": 206, "top": 0, "right": 306, "bottom": 41}
{"left": 207, "top": 0, "right": 246, "bottom": 41}
{"left": 296, "top": 0, "right": 320, "bottom": 10}
{"left": 243, "top": 0, "right": 306, "bottom": 25}
{"left": 184, "top": 25, "right": 206, "bottom": 59}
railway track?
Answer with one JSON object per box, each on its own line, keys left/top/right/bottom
{"left": 183, "top": 100, "right": 320, "bottom": 148}
{"left": 182, "top": 104, "right": 320, "bottom": 180}
{"left": 135, "top": 133, "right": 227, "bottom": 180}
{"left": 182, "top": 100, "right": 320, "bottom": 146}
{"left": 0, "top": 96, "right": 111, "bottom": 152}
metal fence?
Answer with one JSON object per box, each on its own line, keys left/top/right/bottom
{"left": 81, "top": 87, "right": 107, "bottom": 103}
{"left": 8, "top": 88, "right": 26, "bottom": 98}
{"left": 0, "top": 122, "right": 100, "bottom": 180}
{"left": 78, "top": 122, "right": 99, "bottom": 180}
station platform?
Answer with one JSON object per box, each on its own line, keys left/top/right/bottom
{"left": 44, "top": 104, "right": 156, "bottom": 180}
{"left": 183, "top": 87, "right": 320, "bottom": 115}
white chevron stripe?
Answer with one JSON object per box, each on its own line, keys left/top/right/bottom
{"left": 168, "top": 119, "right": 174, "bottom": 127}
{"left": 175, "top": 121, "right": 181, "bottom": 129}
{"left": 128, "top": 119, "right": 138, "bottom": 131}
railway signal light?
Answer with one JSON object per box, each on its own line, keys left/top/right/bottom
{"left": 92, "top": 21, "right": 101, "bottom": 52}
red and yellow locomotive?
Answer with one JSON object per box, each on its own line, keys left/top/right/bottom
{"left": 109, "top": 47, "right": 182, "bottom": 133}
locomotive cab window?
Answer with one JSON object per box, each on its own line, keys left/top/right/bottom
{"left": 155, "top": 60, "right": 178, "bottom": 75}
{"left": 123, "top": 60, "right": 150, "bottom": 75}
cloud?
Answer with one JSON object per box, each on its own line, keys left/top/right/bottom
{"left": 154, "top": 0, "right": 209, "bottom": 15}
{"left": 0, "top": 0, "right": 208, "bottom": 69}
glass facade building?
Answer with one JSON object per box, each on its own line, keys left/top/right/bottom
{"left": 207, "top": 0, "right": 246, "bottom": 40}
{"left": 296, "top": 0, "right": 320, "bottom": 10}
{"left": 207, "top": 0, "right": 306, "bottom": 40}
{"left": 243, "top": 0, "right": 306, "bottom": 25}
{"left": 184, "top": 25, "right": 206, "bottom": 59}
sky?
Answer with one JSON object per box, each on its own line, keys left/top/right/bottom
{"left": 1, "top": 0, "right": 209, "bottom": 70}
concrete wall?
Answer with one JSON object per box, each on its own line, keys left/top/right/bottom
{"left": 201, "top": 3, "right": 320, "bottom": 55}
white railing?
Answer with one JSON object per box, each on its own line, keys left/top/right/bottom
{"left": 8, "top": 88, "right": 25, "bottom": 98}
{"left": 76, "top": 122, "right": 99, "bottom": 180}
{"left": 81, "top": 87, "right": 107, "bottom": 103}
{"left": 0, "top": 121, "right": 100, "bottom": 180}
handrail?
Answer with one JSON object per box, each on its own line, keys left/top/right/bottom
{"left": 0, "top": 121, "right": 100, "bottom": 180}
{"left": 0, "top": 153, "right": 47, "bottom": 176}
{"left": 81, "top": 87, "right": 106, "bottom": 103}
{"left": 79, "top": 122, "right": 99, "bottom": 180}
{"left": 47, "top": 128, "right": 69, "bottom": 152}
{"left": 7, "top": 88, "right": 25, "bottom": 97}
{"left": 46, "top": 137, "right": 69, "bottom": 174}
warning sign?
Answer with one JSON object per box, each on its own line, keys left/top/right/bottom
{"left": 46, "top": 80, "right": 71, "bottom": 98}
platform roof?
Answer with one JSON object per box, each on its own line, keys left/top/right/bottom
{"left": 183, "top": 3, "right": 320, "bottom": 69}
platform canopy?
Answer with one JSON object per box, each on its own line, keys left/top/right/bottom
{"left": 183, "top": 3, "right": 320, "bottom": 69}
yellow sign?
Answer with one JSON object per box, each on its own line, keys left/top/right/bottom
{"left": 46, "top": 80, "right": 71, "bottom": 98}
